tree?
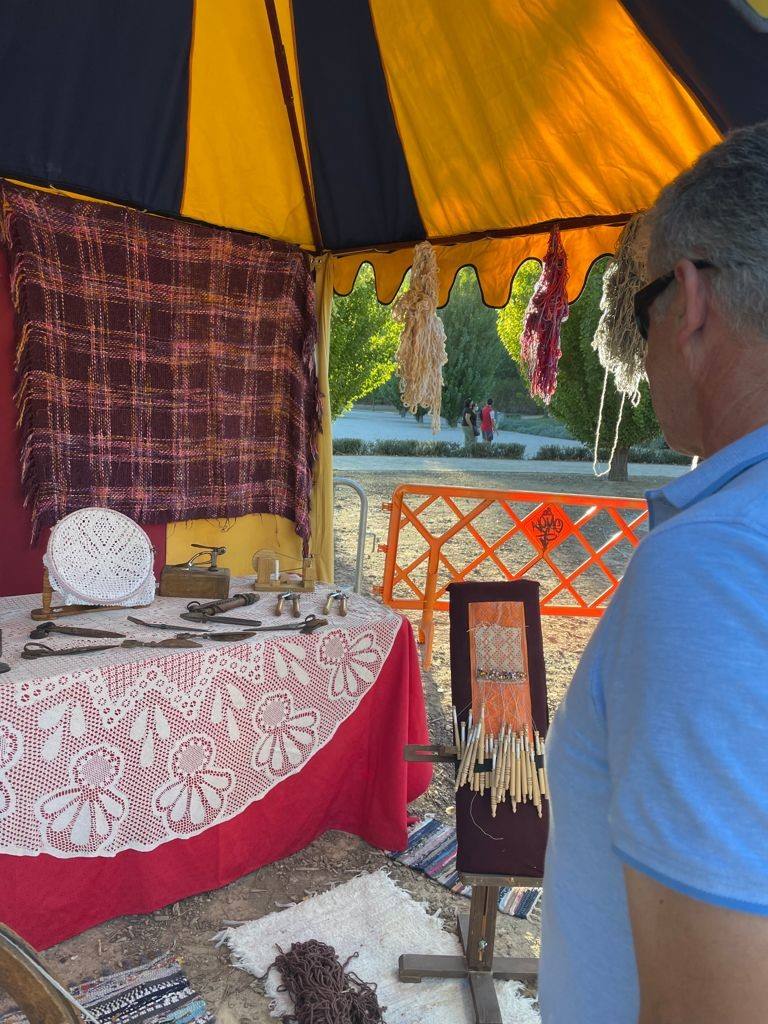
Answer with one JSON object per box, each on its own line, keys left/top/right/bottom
{"left": 498, "top": 258, "right": 660, "bottom": 480}
{"left": 438, "top": 269, "right": 513, "bottom": 427}
{"left": 328, "top": 265, "right": 401, "bottom": 419}
{"left": 496, "top": 259, "right": 542, "bottom": 365}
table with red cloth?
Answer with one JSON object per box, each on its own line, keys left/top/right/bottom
{"left": 0, "top": 584, "right": 431, "bottom": 949}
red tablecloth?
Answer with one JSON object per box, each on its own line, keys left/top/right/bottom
{"left": 0, "top": 619, "right": 431, "bottom": 949}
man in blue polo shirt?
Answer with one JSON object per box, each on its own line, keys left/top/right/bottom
{"left": 540, "top": 123, "right": 768, "bottom": 1023}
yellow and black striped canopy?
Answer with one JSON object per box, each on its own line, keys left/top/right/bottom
{"left": 1, "top": 0, "right": 767, "bottom": 304}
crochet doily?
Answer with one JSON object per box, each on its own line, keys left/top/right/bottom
{"left": 43, "top": 507, "right": 155, "bottom": 607}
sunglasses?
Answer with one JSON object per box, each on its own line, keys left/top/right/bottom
{"left": 633, "top": 259, "right": 715, "bottom": 341}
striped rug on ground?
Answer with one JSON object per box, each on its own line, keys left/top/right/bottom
{"left": 0, "top": 951, "right": 213, "bottom": 1023}
{"left": 388, "top": 817, "right": 542, "bottom": 921}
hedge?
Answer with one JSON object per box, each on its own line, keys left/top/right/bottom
{"left": 333, "top": 437, "right": 689, "bottom": 465}
{"left": 533, "top": 443, "right": 690, "bottom": 465}
{"left": 534, "top": 444, "right": 593, "bottom": 461}
{"left": 332, "top": 438, "right": 525, "bottom": 459}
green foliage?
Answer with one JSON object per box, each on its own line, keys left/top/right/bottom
{"left": 332, "top": 437, "right": 370, "bottom": 454}
{"left": 331, "top": 438, "right": 525, "bottom": 459}
{"left": 329, "top": 265, "right": 401, "bottom": 419}
{"left": 533, "top": 443, "right": 689, "bottom": 465}
{"left": 534, "top": 444, "right": 592, "bottom": 462}
{"left": 496, "top": 413, "right": 573, "bottom": 439}
{"left": 496, "top": 258, "right": 661, "bottom": 467}
{"left": 496, "top": 260, "right": 542, "bottom": 365}
{"left": 438, "top": 269, "right": 514, "bottom": 427}
{"left": 627, "top": 447, "right": 690, "bottom": 465}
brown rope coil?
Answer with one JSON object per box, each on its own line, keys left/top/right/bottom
{"left": 262, "top": 939, "right": 386, "bottom": 1024}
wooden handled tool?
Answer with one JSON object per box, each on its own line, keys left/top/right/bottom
{"left": 186, "top": 593, "right": 259, "bottom": 616}
{"left": 276, "top": 592, "right": 302, "bottom": 617}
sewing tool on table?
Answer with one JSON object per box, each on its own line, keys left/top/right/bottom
{"left": 186, "top": 593, "right": 259, "bottom": 617}
{"left": 275, "top": 592, "right": 302, "bottom": 617}
{"left": 251, "top": 548, "right": 315, "bottom": 594}
{"left": 323, "top": 590, "right": 349, "bottom": 616}
{"left": 21, "top": 636, "right": 203, "bottom": 659}
{"left": 128, "top": 616, "right": 260, "bottom": 641}
{"left": 29, "top": 622, "right": 126, "bottom": 640}
{"left": 128, "top": 616, "right": 215, "bottom": 633}
{"left": 158, "top": 544, "right": 230, "bottom": 598}
{"left": 180, "top": 612, "right": 328, "bottom": 634}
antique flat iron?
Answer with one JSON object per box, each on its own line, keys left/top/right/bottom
{"left": 158, "top": 544, "right": 231, "bottom": 599}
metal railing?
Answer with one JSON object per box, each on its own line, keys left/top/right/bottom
{"left": 333, "top": 477, "right": 370, "bottom": 594}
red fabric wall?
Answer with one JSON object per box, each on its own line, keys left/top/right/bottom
{"left": 0, "top": 248, "right": 166, "bottom": 596}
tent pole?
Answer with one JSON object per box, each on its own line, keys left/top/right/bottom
{"left": 310, "top": 254, "right": 334, "bottom": 584}
{"left": 264, "top": 0, "right": 323, "bottom": 253}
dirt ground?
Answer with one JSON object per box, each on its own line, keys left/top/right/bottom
{"left": 25, "top": 468, "right": 671, "bottom": 1022}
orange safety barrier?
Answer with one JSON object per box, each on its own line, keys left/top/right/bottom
{"left": 376, "top": 484, "right": 648, "bottom": 668}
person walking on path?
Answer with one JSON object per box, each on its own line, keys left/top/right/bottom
{"left": 540, "top": 121, "right": 768, "bottom": 1024}
{"left": 480, "top": 398, "right": 496, "bottom": 442}
{"left": 461, "top": 399, "right": 478, "bottom": 448}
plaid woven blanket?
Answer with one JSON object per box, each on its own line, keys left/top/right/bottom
{"left": 1, "top": 182, "right": 320, "bottom": 544}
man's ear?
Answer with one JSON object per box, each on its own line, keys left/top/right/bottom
{"left": 674, "top": 260, "right": 708, "bottom": 369}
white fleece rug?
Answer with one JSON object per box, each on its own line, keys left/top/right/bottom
{"left": 222, "top": 870, "right": 540, "bottom": 1024}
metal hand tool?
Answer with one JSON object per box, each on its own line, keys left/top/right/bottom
{"left": 127, "top": 617, "right": 258, "bottom": 643}
{"left": 0, "top": 630, "right": 9, "bottom": 674}
{"left": 30, "top": 621, "right": 125, "bottom": 640}
{"left": 121, "top": 637, "right": 203, "bottom": 649}
{"left": 186, "top": 593, "right": 260, "bottom": 616}
{"left": 180, "top": 611, "right": 265, "bottom": 626}
{"left": 180, "top": 612, "right": 328, "bottom": 634}
{"left": 275, "top": 592, "right": 301, "bottom": 617}
{"left": 23, "top": 641, "right": 121, "bottom": 660}
{"left": 194, "top": 630, "right": 261, "bottom": 642}
{"left": 22, "top": 636, "right": 202, "bottom": 659}
{"left": 128, "top": 615, "right": 215, "bottom": 633}
{"left": 323, "top": 590, "right": 350, "bottom": 616}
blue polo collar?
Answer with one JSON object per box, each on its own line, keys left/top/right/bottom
{"left": 645, "top": 423, "right": 768, "bottom": 530}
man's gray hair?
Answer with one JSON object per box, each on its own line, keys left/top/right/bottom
{"left": 648, "top": 120, "right": 768, "bottom": 338}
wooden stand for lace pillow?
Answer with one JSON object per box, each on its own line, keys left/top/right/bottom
{"left": 31, "top": 569, "right": 150, "bottom": 621}
{"left": 399, "top": 580, "right": 546, "bottom": 1023}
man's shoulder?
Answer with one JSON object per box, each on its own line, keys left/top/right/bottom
{"left": 649, "top": 458, "right": 768, "bottom": 549}
{"left": 621, "top": 490, "right": 768, "bottom": 611}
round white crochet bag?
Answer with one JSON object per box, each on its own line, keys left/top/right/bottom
{"left": 43, "top": 507, "right": 155, "bottom": 607}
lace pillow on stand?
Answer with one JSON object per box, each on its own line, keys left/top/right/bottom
{"left": 43, "top": 507, "right": 155, "bottom": 607}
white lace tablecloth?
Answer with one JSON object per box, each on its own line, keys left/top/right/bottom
{"left": 0, "top": 583, "right": 402, "bottom": 859}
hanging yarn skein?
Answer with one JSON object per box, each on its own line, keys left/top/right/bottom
{"left": 520, "top": 225, "right": 569, "bottom": 403}
{"left": 591, "top": 213, "right": 647, "bottom": 477}
{"left": 391, "top": 241, "right": 448, "bottom": 433}
{"left": 592, "top": 213, "right": 647, "bottom": 405}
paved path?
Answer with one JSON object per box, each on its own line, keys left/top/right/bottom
{"left": 334, "top": 454, "right": 688, "bottom": 478}
{"left": 334, "top": 407, "right": 582, "bottom": 456}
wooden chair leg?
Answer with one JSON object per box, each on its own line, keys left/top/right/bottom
{"left": 0, "top": 924, "right": 82, "bottom": 1024}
